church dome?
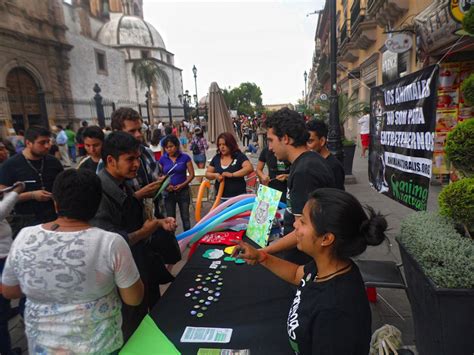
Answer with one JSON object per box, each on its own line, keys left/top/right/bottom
{"left": 97, "top": 15, "right": 166, "bottom": 49}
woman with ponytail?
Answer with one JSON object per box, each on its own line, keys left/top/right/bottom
{"left": 236, "top": 188, "right": 387, "bottom": 355}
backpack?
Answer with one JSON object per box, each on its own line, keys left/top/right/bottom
{"left": 191, "top": 140, "right": 201, "bottom": 155}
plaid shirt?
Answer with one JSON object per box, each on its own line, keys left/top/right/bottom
{"left": 191, "top": 136, "right": 208, "bottom": 154}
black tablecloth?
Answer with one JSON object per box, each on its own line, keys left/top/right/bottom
{"left": 149, "top": 243, "right": 295, "bottom": 354}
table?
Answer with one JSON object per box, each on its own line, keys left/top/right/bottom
{"left": 149, "top": 243, "right": 295, "bottom": 354}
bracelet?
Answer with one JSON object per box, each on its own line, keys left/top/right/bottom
{"left": 258, "top": 250, "right": 268, "bottom": 264}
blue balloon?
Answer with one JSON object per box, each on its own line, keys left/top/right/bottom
{"left": 176, "top": 199, "right": 256, "bottom": 241}
{"left": 188, "top": 203, "right": 255, "bottom": 245}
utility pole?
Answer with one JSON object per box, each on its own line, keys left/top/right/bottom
{"left": 327, "top": 0, "right": 344, "bottom": 162}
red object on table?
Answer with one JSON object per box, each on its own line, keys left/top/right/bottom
{"left": 188, "top": 230, "right": 245, "bottom": 259}
{"left": 366, "top": 287, "right": 377, "bottom": 303}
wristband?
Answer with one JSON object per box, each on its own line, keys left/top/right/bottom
{"left": 258, "top": 250, "right": 268, "bottom": 264}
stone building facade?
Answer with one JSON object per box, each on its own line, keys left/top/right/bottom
{"left": 0, "top": 0, "right": 184, "bottom": 135}
{"left": 0, "top": 0, "right": 74, "bottom": 135}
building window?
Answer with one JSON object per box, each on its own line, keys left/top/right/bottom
{"left": 167, "top": 54, "right": 172, "bottom": 64}
{"left": 141, "top": 50, "right": 150, "bottom": 59}
{"left": 95, "top": 49, "right": 108, "bottom": 75}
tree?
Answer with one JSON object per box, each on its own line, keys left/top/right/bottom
{"left": 131, "top": 59, "right": 170, "bottom": 121}
{"left": 222, "top": 82, "right": 264, "bottom": 116}
{"left": 314, "top": 91, "right": 367, "bottom": 139}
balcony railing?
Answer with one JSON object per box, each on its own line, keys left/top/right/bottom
{"left": 367, "top": 0, "right": 376, "bottom": 13}
{"left": 351, "top": 0, "right": 363, "bottom": 33}
{"left": 340, "top": 22, "right": 348, "bottom": 46}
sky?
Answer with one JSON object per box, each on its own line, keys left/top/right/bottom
{"left": 143, "top": 0, "right": 325, "bottom": 105}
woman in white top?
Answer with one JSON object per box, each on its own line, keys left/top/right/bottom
{"left": 2, "top": 169, "right": 144, "bottom": 354}
{"left": 0, "top": 181, "right": 24, "bottom": 355}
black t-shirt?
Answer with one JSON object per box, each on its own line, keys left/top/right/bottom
{"left": 287, "top": 261, "right": 371, "bottom": 355}
{"left": 259, "top": 147, "right": 290, "bottom": 202}
{"left": 210, "top": 151, "right": 249, "bottom": 198}
{"left": 284, "top": 151, "right": 335, "bottom": 234}
{"left": 78, "top": 156, "right": 99, "bottom": 172}
{"left": 0, "top": 153, "right": 63, "bottom": 224}
{"left": 325, "top": 154, "right": 345, "bottom": 191}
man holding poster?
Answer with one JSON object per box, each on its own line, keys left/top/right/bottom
{"left": 369, "top": 65, "right": 439, "bottom": 211}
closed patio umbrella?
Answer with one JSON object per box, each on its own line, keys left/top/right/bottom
{"left": 208, "top": 82, "right": 235, "bottom": 144}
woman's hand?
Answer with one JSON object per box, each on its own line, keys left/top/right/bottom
{"left": 222, "top": 172, "right": 233, "bottom": 178}
{"left": 173, "top": 183, "right": 184, "bottom": 191}
{"left": 234, "top": 240, "right": 262, "bottom": 265}
{"left": 276, "top": 174, "right": 288, "bottom": 182}
{"left": 216, "top": 173, "right": 224, "bottom": 182}
{"left": 166, "top": 185, "right": 174, "bottom": 192}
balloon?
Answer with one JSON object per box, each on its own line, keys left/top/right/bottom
{"left": 210, "top": 179, "right": 226, "bottom": 211}
{"left": 176, "top": 200, "right": 255, "bottom": 241}
{"left": 194, "top": 180, "right": 210, "bottom": 222}
{"left": 197, "top": 196, "right": 256, "bottom": 227}
{"left": 188, "top": 203, "right": 254, "bottom": 245}
{"left": 197, "top": 194, "right": 255, "bottom": 225}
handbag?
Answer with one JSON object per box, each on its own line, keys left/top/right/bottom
{"left": 148, "top": 229, "right": 181, "bottom": 265}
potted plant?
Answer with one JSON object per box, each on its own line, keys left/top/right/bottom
{"left": 342, "top": 138, "right": 356, "bottom": 175}
{"left": 315, "top": 92, "right": 366, "bottom": 175}
{"left": 397, "top": 119, "right": 474, "bottom": 355}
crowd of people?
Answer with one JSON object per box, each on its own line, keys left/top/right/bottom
{"left": 0, "top": 107, "right": 387, "bottom": 355}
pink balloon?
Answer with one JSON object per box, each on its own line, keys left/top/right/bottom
{"left": 196, "top": 194, "right": 255, "bottom": 227}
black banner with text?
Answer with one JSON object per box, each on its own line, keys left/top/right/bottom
{"left": 369, "top": 65, "right": 439, "bottom": 210}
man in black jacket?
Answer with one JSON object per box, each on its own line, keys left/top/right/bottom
{"left": 91, "top": 132, "right": 176, "bottom": 341}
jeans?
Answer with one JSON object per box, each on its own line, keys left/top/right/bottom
{"left": 164, "top": 186, "right": 191, "bottom": 231}
{"left": 68, "top": 145, "right": 76, "bottom": 163}
{"left": 0, "top": 258, "right": 12, "bottom": 354}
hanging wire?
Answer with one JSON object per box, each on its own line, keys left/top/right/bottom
{"left": 436, "top": 35, "right": 466, "bottom": 65}
{"left": 336, "top": 63, "right": 372, "bottom": 90}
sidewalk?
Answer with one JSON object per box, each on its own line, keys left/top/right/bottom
{"left": 347, "top": 145, "right": 441, "bottom": 351}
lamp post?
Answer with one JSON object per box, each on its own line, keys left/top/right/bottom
{"left": 304, "top": 70, "right": 308, "bottom": 103}
{"left": 178, "top": 90, "right": 192, "bottom": 122}
{"left": 327, "top": 0, "right": 343, "bottom": 162}
{"left": 192, "top": 65, "right": 198, "bottom": 102}
{"left": 167, "top": 97, "right": 173, "bottom": 126}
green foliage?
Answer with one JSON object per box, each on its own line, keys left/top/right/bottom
{"left": 313, "top": 92, "right": 367, "bottom": 139}
{"left": 222, "top": 82, "right": 263, "bottom": 116}
{"left": 462, "top": 6, "right": 474, "bottom": 35}
{"left": 439, "top": 178, "right": 474, "bottom": 233}
{"left": 398, "top": 212, "right": 474, "bottom": 289}
{"left": 131, "top": 59, "right": 170, "bottom": 93}
{"left": 314, "top": 92, "right": 367, "bottom": 125}
{"left": 445, "top": 119, "right": 474, "bottom": 177}
{"left": 461, "top": 73, "right": 474, "bottom": 106}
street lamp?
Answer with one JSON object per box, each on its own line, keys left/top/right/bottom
{"left": 192, "top": 65, "right": 199, "bottom": 124}
{"left": 327, "top": 0, "right": 343, "bottom": 162}
{"left": 192, "top": 65, "right": 198, "bottom": 101}
{"left": 304, "top": 70, "right": 308, "bottom": 103}
{"left": 178, "top": 90, "right": 192, "bottom": 122}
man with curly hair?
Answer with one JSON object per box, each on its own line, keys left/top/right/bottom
{"left": 262, "top": 108, "right": 335, "bottom": 263}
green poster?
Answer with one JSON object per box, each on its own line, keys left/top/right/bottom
{"left": 120, "top": 315, "right": 180, "bottom": 355}
{"left": 246, "top": 185, "right": 282, "bottom": 247}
